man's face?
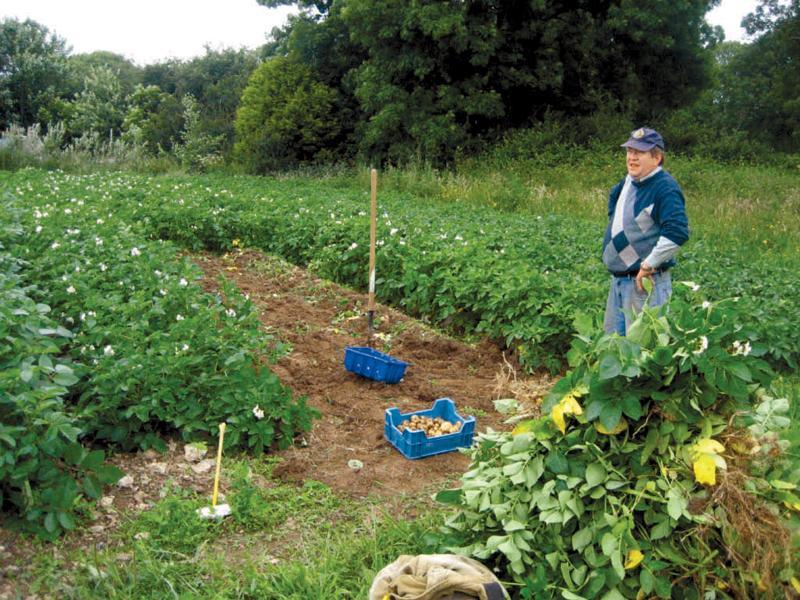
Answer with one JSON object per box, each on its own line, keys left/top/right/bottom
{"left": 626, "top": 148, "right": 660, "bottom": 179}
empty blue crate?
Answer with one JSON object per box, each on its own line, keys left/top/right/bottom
{"left": 344, "top": 346, "right": 408, "bottom": 384}
{"left": 384, "top": 398, "right": 476, "bottom": 459}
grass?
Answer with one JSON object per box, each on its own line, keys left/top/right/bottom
{"left": 15, "top": 456, "right": 441, "bottom": 599}
{"left": 366, "top": 147, "right": 800, "bottom": 257}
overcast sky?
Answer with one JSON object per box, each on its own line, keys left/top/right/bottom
{"left": 1, "top": 0, "right": 760, "bottom": 66}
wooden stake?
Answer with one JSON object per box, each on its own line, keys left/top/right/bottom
{"left": 368, "top": 168, "right": 377, "bottom": 312}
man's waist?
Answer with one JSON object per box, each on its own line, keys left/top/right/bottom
{"left": 611, "top": 267, "right": 669, "bottom": 278}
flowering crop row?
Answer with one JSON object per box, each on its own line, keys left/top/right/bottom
{"left": 8, "top": 170, "right": 792, "bottom": 373}
{"left": 0, "top": 172, "right": 315, "bottom": 538}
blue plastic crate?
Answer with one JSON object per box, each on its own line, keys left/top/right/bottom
{"left": 384, "top": 398, "right": 476, "bottom": 460}
{"left": 344, "top": 346, "right": 408, "bottom": 384}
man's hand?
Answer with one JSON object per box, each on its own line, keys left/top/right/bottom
{"left": 636, "top": 262, "right": 654, "bottom": 293}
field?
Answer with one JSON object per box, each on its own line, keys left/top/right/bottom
{"left": 1, "top": 155, "right": 799, "bottom": 598}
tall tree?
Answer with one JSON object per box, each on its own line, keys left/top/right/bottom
{"left": 142, "top": 48, "right": 259, "bottom": 154}
{"left": 262, "top": 1, "right": 720, "bottom": 164}
{"left": 66, "top": 65, "right": 128, "bottom": 142}
{"left": 0, "top": 18, "right": 71, "bottom": 129}
{"left": 736, "top": 0, "right": 800, "bottom": 151}
{"left": 233, "top": 56, "right": 339, "bottom": 172}
{"left": 123, "top": 84, "right": 184, "bottom": 153}
{"left": 68, "top": 51, "right": 142, "bottom": 98}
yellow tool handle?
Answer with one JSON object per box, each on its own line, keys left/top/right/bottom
{"left": 211, "top": 422, "right": 226, "bottom": 507}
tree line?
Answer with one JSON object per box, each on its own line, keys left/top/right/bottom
{"left": 1, "top": 0, "right": 798, "bottom": 172}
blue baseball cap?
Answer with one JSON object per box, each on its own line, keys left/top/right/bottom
{"left": 621, "top": 127, "right": 664, "bottom": 151}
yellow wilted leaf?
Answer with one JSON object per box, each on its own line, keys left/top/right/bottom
{"left": 561, "top": 394, "right": 584, "bottom": 416}
{"left": 624, "top": 549, "right": 644, "bottom": 570}
{"left": 512, "top": 420, "right": 535, "bottom": 436}
{"left": 790, "top": 577, "right": 800, "bottom": 593}
{"left": 692, "top": 438, "right": 725, "bottom": 456}
{"left": 552, "top": 403, "right": 567, "bottom": 434}
{"left": 715, "top": 580, "right": 729, "bottom": 591}
{"left": 595, "top": 417, "right": 628, "bottom": 435}
{"left": 693, "top": 454, "right": 717, "bottom": 486}
{"left": 784, "top": 501, "right": 800, "bottom": 512}
{"left": 550, "top": 389, "right": 584, "bottom": 435}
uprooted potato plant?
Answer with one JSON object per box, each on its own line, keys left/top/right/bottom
{"left": 437, "top": 290, "right": 800, "bottom": 599}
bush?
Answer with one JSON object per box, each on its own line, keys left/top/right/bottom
{"left": 174, "top": 94, "right": 224, "bottom": 173}
{"left": 438, "top": 295, "right": 799, "bottom": 598}
{"left": 233, "top": 57, "right": 340, "bottom": 173}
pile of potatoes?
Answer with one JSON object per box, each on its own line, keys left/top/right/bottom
{"left": 397, "top": 415, "right": 462, "bottom": 437}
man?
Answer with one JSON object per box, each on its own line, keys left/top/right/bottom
{"left": 602, "top": 127, "right": 690, "bottom": 335}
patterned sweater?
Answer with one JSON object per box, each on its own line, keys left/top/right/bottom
{"left": 602, "top": 169, "right": 689, "bottom": 274}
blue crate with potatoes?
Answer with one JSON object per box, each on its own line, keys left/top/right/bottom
{"left": 384, "top": 398, "right": 476, "bottom": 460}
{"left": 344, "top": 346, "right": 409, "bottom": 384}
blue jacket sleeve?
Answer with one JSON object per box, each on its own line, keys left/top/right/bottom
{"left": 656, "top": 186, "right": 690, "bottom": 246}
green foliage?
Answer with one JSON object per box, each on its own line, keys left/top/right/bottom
{"left": 65, "top": 65, "right": 128, "bottom": 143}
{"left": 263, "top": 0, "right": 719, "bottom": 164}
{"left": 122, "top": 84, "right": 184, "bottom": 153}
{"left": 174, "top": 93, "right": 224, "bottom": 172}
{"left": 438, "top": 296, "right": 799, "bottom": 598}
{"left": 0, "top": 232, "right": 122, "bottom": 539}
{"left": 141, "top": 47, "right": 260, "bottom": 154}
{"left": 0, "top": 171, "right": 317, "bottom": 539}
{"left": 66, "top": 51, "right": 142, "bottom": 99}
{"left": 233, "top": 57, "right": 340, "bottom": 172}
{"left": 0, "top": 18, "right": 71, "bottom": 129}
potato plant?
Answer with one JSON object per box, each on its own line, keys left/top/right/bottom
{"left": 0, "top": 175, "right": 316, "bottom": 538}
{"left": 437, "top": 293, "right": 799, "bottom": 598}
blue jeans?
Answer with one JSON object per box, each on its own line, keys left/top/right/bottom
{"left": 603, "top": 271, "right": 672, "bottom": 336}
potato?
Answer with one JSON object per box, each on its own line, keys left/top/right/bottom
{"left": 397, "top": 415, "right": 461, "bottom": 437}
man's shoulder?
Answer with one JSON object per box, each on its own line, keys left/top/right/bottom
{"left": 646, "top": 170, "right": 684, "bottom": 195}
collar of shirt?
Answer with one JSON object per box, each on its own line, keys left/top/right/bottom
{"left": 634, "top": 166, "right": 662, "bottom": 184}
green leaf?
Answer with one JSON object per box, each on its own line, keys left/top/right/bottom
{"left": 82, "top": 476, "right": 102, "bottom": 500}
{"left": 650, "top": 519, "right": 672, "bottom": 540}
{"left": 44, "top": 511, "right": 57, "bottom": 533}
{"left": 654, "top": 576, "right": 672, "bottom": 598}
{"left": 640, "top": 568, "right": 655, "bottom": 594}
{"left": 601, "top": 532, "right": 617, "bottom": 557}
{"left": 573, "top": 312, "right": 594, "bottom": 336}
{"left": 620, "top": 395, "right": 643, "bottom": 420}
{"left": 666, "top": 488, "right": 686, "bottom": 521}
{"left": 545, "top": 451, "right": 569, "bottom": 474}
{"left": 435, "top": 489, "right": 463, "bottom": 504}
{"left": 504, "top": 520, "right": 526, "bottom": 532}
{"left": 601, "top": 588, "right": 626, "bottom": 600}
{"left": 641, "top": 427, "right": 658, "bottom": 465}
{"left": 572, "top": 527, "right": 593, "bottom": 551}
{"left": 585, "top": 400, "right": 604, "bottom": 422}
{"left": 599, "top": 403, "right": 622, "bottom": 432}
{"left": 95, "top": 465, "right": 123, "bottom": 484}
{"left": 598, "top": 354, "right": 621, "bottom": 380}
{"left": 728, "top": 362, "right": 752, "bottom": 382}
{"left": 80, "top": 450, "right": 105, "bottom": 471}
{"left": 585, "top": 463, "right": 607, "bottom": 489}
{"left": 20, "top": 367, "right": 34, "bottom": 382}
{"left": 57, "top": 511, "right": 76, "bottom": 531}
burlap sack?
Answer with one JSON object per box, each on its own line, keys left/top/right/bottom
{"left": 368, "top": 554, "right": 508, "bottom": 600}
